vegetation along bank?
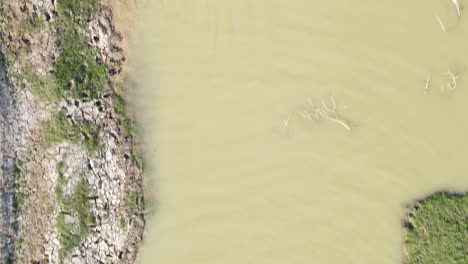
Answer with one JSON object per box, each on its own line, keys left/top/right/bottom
{"left": 402, "top": 192, "right": 467, "bottom": 264}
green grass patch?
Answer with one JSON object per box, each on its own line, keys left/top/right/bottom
{"left": 403, "top": 192, "right": 468, "bottom": 264}
{"left": 57, "top": 213, "right": 81, "bottom": 263}
{"left": 12, "top": 159, "right": 27, "bottom": 213}
{"left": 41, "top": 111, "right": 102, "bottom": 153}
{"left": 54, "top": 161, "right": 66, "bottom": 200}
{"left": 7, "top": 160, "right": 28, "bottom": 264}
{"left": 0, "top": 41, "right": 13, "bottom": 68}
{"left": 53, "top": 0, "right": 107, "bottom": 100}
{"left": 53, "top": 26, "right": 107, "bottom": 99}
{"left": 13, "top": 233, "right": 24, "bottom": 260}
{"left": 56, "top": 176, "right": 95, "bottom": 264}
{"left": 132, "top": 153, "right": 145, "bottom": 175}
{"left": 42, "top": 110, "right": 80, "bottom": 147}
{"left": 121, "top": 117, "right": 136, "bottom": 138}
{"left": 18, "top": 14, "right": 43, "bottom": 35}
{"left": 81, "top": 121, "right": 102, "bottom": 153}
{"left": 114, "top": 95, "right": 126, "bottom": 116}
{"left": 57, "top": 0, "right": 100, "bottom": 23}
{"left": 57, "top": 161, "right": 65, "bottom": 173}
{"left": 0, "top": 35, "right": 16, "bottom": 77}
{"left": 119, "top": 218, "right": 126, "bottom": 231}
{"left": 21, "top": 68, "right": 61, "bottom": 102}
{"left": 2, "top": 0, "right": 106, "bottom": 103}
{"left": 114, "top": 95, "right": 136, "bottom": 137}
{"left": 126, "top": 191, "right": 145, "bottom": 215}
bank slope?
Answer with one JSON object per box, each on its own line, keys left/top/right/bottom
{"left": 0, "top": 1, "right": 145, "bottom": 263}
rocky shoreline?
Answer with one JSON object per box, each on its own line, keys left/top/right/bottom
{"left": 0, "top": 1, "right": 145, "bottom": 263}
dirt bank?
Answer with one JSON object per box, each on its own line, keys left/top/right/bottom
{"left": 0, "top": 0, "right": 145, "bottom": 263}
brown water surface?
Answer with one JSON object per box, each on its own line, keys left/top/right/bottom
{"left": 130, "top": 1, "right": 468, "bottom": 263}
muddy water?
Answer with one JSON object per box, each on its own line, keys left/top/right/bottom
{"left": 130, "top": 1, "right": 468, "bottom": 263}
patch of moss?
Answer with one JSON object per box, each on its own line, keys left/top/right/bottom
{"left": 403, "top": 192, "right": 468, "bottom": 264}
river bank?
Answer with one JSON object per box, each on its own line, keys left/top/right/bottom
{"left": 0, "top": 0, "right": 145, "bottom": 263}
